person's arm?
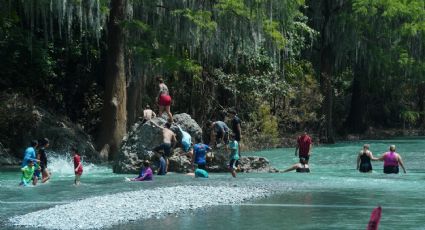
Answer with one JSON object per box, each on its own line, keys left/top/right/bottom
{"left": 308, "top": 143, "right": 312, "bottom": 156}
{"left": 283, "top": 164, "right": 299, "bottom": 173}
{"left": 295, "top": 144, "right": 299, "bottom": 156}
{"left": 172, "top": 134, "right": 177, "bottom": 148}
{"left": 152, "top": 111, "right": 156, "bottom": 118}
{"left": 371, "top": 153, "right": 383, "bottom": 161}
{"left": 397, "top": 155, "right": 407, "bottom": 173}
{"left": 75, "top": 161, "right": 82, "bottom": 172}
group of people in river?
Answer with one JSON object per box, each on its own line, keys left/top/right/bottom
{"left": 19, "top": 138, "right": 83, "bottom": 186}
{"left": 357, "top": 144, "right": 407, "bottom": 174}
{"left": 127, "top": 76, "right": 243, "bottom": 181}
{"left": 19, "top": 76, "right": 407, "bottom": 186}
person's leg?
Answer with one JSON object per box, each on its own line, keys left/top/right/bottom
{"left": 32, "top": 175, "right": 38, "bottom": 185}
{"left": 165, "top": 105, "right": 173, "bottom": 123}
{"left": 42, "top": 168, "right": 50, "bottom": 183}
{"left": 158, "top": 105, "right": 164, "bottom": 117}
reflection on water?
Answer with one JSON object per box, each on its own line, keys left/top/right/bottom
{"left": 1, "top": 138, "right": 425, "bottom": 229}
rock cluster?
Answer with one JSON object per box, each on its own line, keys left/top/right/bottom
{"left": 114, "top": 113, "right": 277, "bottom": 174}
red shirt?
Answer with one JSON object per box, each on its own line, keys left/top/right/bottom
{"left": 73, "top": 154, "right": 83, "bottom": 174}
{"left": 297, "top": 135, "right": 312, "bottom": 157}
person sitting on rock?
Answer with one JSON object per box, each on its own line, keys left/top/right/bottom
{"left": 283, "top": 157, "right": 310, "bottom": 173}
{"left": 152, "top": 122, "right": 177, "bottom": 173}
{"left": 130, "top": 160, "right": 153, "bottom": 181}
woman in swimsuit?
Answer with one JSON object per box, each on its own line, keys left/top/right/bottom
{"left": 374, "top": 145, "right": 406, "bottom": 174}
{"left": 357, "top": 144, "right": 374, "bottom": 173}
{"left": 157, "top": 77, "right": 173, "bottom": 123}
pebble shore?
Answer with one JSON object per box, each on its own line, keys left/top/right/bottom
{"left": 9, "top": 185, "right": 268, "bottom": 229}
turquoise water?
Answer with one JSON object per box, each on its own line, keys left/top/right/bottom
{"left": 1, "top": 138, "right": 424, "bottom": 229}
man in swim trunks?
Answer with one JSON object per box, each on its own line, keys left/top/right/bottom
{"left": 157, "top": 77, "right": 173, "bottom": 123}
{"left": 153, "top": 122, "right": 177, "bottom": 173}
{"left": 295, "top": 130, "right": 312, "bottom": 163}
{"left": 374, "top": 145, "right": 406, "bottom": 174}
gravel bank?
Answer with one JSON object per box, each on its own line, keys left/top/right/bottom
{"left": 9, "top": 185, "right": 268, "bottom": 229}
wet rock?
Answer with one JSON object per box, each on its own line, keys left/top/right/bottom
{"left": 0, "top": 142, "right": 19, "bottom": 165}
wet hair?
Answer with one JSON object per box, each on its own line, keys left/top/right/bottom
{"left": 164, "top": 122, "right": 171, "bottom": 129}
{"left": 363, "top": 144, "right": 370, "bottom": 149}
{"left": 228, "top": 109, "right": 237, "bottom": 115}
{"left": 71, "top": 146, "right": 78, "bottom": 153}
{"left": 39, "top": 138, "right": 49, "bottom": 146}
{"left": 389, "top": 145, "right": 396, "bottom": 151}
{"left": 195, "top": 136, "right": 202, "bottom": 143}
{"left": 30, "top": 140, "right": 38, "bottom": 147}
{"left": 143, "top": 160, "right": 150, "bottom": 167}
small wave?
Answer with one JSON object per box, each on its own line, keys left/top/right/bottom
{"left": 9, "top": 185, "right": 268, "bottom": 229}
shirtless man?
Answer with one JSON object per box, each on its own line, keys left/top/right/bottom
{"left": 153, "top": 122, "right": 177, "bottom": 173}
{"left": 142, "top": 105, "right": 156, "bottom": 123}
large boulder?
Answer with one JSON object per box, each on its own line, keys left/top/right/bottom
{"left": 113, "top": 113, "right": 202, "bottom": 174}
{"left": 114, "top": 113, "right": 278, "bottom": 174}
{"left": 0, "top": 93, "right": 98, "bottom": 164}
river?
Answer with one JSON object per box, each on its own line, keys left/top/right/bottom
{"left": 0, "top": 137, "right": 424, "bottom": 229}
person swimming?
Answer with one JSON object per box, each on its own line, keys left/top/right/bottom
{"left": 283, "top": 157, "right": 310, "bottom": 173}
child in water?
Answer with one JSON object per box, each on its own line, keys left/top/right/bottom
{"left": 20, "top": 160, "right": 36, "bottom": 186}
{"left": 227, "top": 134, "right": 239, "bottom": 178}
{"left": 129, "top": 160, "right": 153, "bottom": 181}
{"left": 72, "top": 147, "right": 83, "bottom": 185}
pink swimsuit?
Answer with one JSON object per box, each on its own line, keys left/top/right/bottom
{"left": 383, "top": 152, "right": 398, "bottom": 167}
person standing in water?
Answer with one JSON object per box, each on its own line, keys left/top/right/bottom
{"left": 283, "top": 157, "right": 310, "bottom": 173}
{"left": 22, "top": 140, "right": 40, "bottom": 185}
{"left": 72, "top": 147, "right": 83, "bottom": 185}
{"left": 374, "top": 145, "right": 407, "bottom": 174}
{"left": 357, "top": 144, "right": 375, "bottom": 173}
{"left": 228, "top": 109, "right": 242, "bottom": 157}
{"left": 157, "top": 77, "right": 173, "bottom": 123}
{"left": 227, "top": 134, "right": 239, "bottom": 178}
{"left": 191, "top": 138, "right": 212, "bottom": 171}
{"left": 38, "top": 138, "right": 51, "bottom": 183}
{"left": 295, "top": 129, "right": 312, "bottom": 163}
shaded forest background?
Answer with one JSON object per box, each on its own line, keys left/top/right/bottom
{"left": 0, "top": 0, "right": 424, "bottom": 159}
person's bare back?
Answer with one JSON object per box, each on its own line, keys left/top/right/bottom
{"left": 163, "top": 128, "right": 176, "bottom": 144}
{"left": 143, "top": 109, "right": 156, "bottom": 120}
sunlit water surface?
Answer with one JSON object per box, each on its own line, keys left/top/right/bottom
{"left": 1, "top": 138, "right": 424, "bottom": 229}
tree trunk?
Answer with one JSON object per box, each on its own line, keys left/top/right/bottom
{"left": 319, "top": 1, "right": 335, "bottom": 144}
{"left": 345, "top": 73, "right": 366, "bottom": 133}
{"left": 417, "top": 82, "right": 425, "bottom": 128}
{"left": 97, "top": 0, "right": 127, "bottom": 161}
